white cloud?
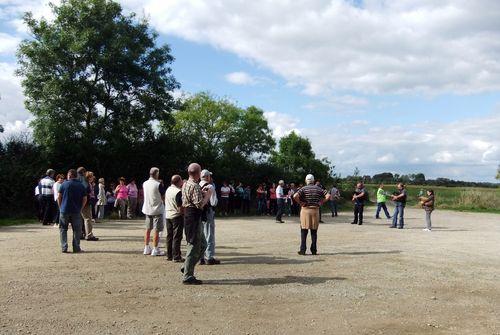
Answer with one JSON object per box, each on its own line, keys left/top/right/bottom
{"left": 224, "top": 71, "right": 257, "bottom": 86}
{"left": 0, "top": 62, "right": 28, "bottom": 126}
{"left": 135, "top": 0, "right": 500, "bottom": 96}
{"left": 263, "top": 111, "right": 300, "bottom": 139}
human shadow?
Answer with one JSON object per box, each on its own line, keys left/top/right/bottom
{"left": 203, "top": 275, "right": 346, "bottom": 286}
{"left": 82, "top": 249, "right": 141, "bottom": 255}
{"left": 319, "top": 250, "right": 401, "bottom": 256}
{"left": 221, "top": 255, "right": 324, "bottom": 265}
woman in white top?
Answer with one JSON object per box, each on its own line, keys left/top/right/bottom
{"left": 96, "top": 178, "right": 106, "bottom": 220}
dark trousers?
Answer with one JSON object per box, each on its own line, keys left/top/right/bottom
{"left": 375, "top": 202, "right": 391, "bottom": 218}
{"left": 276, "top": 198, "right": 285, "bottom": 221}
{"left": 329, "top": 200, "right": 338, "bottom": 216}
{"left": 269, "top": 199, "right": 277, "bottom": 215}
{"left": 353, "top": 203, "right": 364, "bottom": 224}
{"left": 241, "top": 199, "right": 250, "bottom": 214}
{"left": 166, "top": 216, "right": 184, "bottom": 260}
{"left": 300, "top": 229, "right": 317, "bottom": 254}
{"left": 40, "top": 195, "right": 54, "bottom": 225}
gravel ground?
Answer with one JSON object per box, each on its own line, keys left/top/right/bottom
{"left": 0, "top": 207, "right": 499, "bottom": 335}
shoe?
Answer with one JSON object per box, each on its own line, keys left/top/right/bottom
{"left": 319, "top": 220, "right": 324, "bottom": 223}
{"left": 182, "top": 277, "right": 203, "bottom": 285}
{"left": 62, "top": 249, "right": 68, "bottom": 253}
{"left": 389, "top": 226, "right": 397, "bottom": 228}
{"left": 199, "top": 258, "right": 206, "bottom": 265}
{"left": 311, "top": 251, "right": 317, "bottom": 255}
{"left": 375, "top": 217, "right": 380, "bottom": 219}
{"left": 174, "top": 258, "right": 185, "bottom": 263}
{"left": 86, "top": 236, "right": 99, "bottom": 241}
{"left": 297, "top": 251, "right": 306, "bottom": 255}
{"left": 358, "top": 223, "right": 363, "bottom": 225}
{"left": 166, "top": 257, "right": 173, "bottom": 261}
{"left": 423, "top": 228, "right": 432, "bottom": 232}
{"left": 180, "top": 267, "right": 184, "bottom": 274}
{"left": 397, "top": 227, "right": 404, "bottom": 229}
{"left": 143, "top": 245, "right": 152, "bottom": 255}
{"left": 207, "top": 258, "right": 221, "bottom": 265}
{"left": 151, "top": 248, "right": 165, "bottom": 256}
{"left": 73, "top": 249, "right": 84, "bottom": 253}
{"left": 351, "top": 222, "right": 357, "bottom": 225}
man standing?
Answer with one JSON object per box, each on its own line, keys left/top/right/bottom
{"left": 127, "top": 179, "right": 138, "bottom": 219}
{"left": 181, "top": 163, "right": 211, "bottom": 285}
{"left": 329, "top": 184, "right": 340, "bottom": 217}
{"left": 315, "top": 180, "right": 326, "bottom": 223}
{"left": 57, "top": 169, "right": 87, "bottom": 253}
{"left": 38, "top": 169, "right": 55, "bottom": 225}
{"left": 375, "top": 183, "right": 391, "bottom": 219}
{"left": 199, "top": 169, "right": 221, "bottom": 265}
{"left": 164, "top": 175, "right": 184, "bottom": 262}
{"left": 142, "top": 167, "right": 165, "bottom": 256}
{"left": 390, "top": 183, "right": 407, "bottom": 229}
{"left": 275, "top": 180, "right": 285, "bottom": 223}
{"left": 351, "top": 182, "right": 367, "bottom": 225}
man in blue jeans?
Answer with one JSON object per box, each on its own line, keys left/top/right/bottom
{"left": 57, "top": 169, "right": 88, "bottom": 253}
{"left": 199, "top": 169, "right": 221, "bottom": 265}
{"left": 390, "top": 183, "right": 407, "bottom": 229}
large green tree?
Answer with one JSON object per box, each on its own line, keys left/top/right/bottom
{"left": 270, "top": 131, "right": 333, "bottom": 183}
{"left": 17, "top": 0, "right": 179, "bottom": 158}
{"left": 171, "top": 92, "right": 275, "bottom": 176}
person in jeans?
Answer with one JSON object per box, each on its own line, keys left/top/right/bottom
{"left": 200, "top": 169, "right": 221, "bottom": 265}
{"left": 57, "top": 169, "right": 87, "bottom": 253}
{"left": 80, "top": 170, "right": 99, "bottom": 241}
{"left": 421, "top": 190, "right": 435, "bottom": 231}
{"left": 329, "top": 185, "right": 340, "bottom": 217}
{"left": 142, "top": 168, "right": 165, "bottom": 256}
{"left": 390, "top": 183, "right": 407, "bottom": 229}
{"left": 293, "top": 174, "right": 330, "bottom": 255}
{"left": 164, "top": 175, "right": 184, "bottom": 262}
{"left": 127, "top": 179, "right": 138, "bottom": 219}
{"left": 181, "top": 163, "right": 212, "bottom": 285}
{"left": 114, "top": 177, "right": 129, "bottom": 219}
{"left": 351, "top": 182, "right": 367, "bottom": 225}
{"left": 38, "top": 169, "right": 55, "bottom": 225}
{"left": 375, "top": 183, "right": 391, "bottom": 219}
{"left": 275, "top": 180, "right": 285, "bottom": 223}
{"left": 52, "top": 174, "right": 65, "bottom": 227}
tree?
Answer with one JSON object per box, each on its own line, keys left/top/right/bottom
{"left": 270, "top": 131, "right": 332, "bottom": 183}
{"left": 17, "top": 0, "right": 179, "bottom": 157}
{"left": 171, "top": 92, "right": 275, "bottom": 177}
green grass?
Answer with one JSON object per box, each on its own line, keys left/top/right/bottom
{"left": 0, "top": 218, "right": 39, "bottom": 227}
{"left": 363, "top": 184, "right": 500, "bottom": 214}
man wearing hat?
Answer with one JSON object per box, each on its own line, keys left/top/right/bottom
{"left": 199, "top": 169, "right": 221, "bottom": 265}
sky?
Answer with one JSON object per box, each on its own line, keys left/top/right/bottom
{"left": 1, "top": 0, "right": 500, "bottom": 182}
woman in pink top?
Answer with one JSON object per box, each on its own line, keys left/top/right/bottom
{"left": 114, "top": 177, "right": 129, "bottom": 219}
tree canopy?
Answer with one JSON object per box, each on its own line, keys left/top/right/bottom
{"left": 16, "top": 0, "right": 179, "bottom": 154}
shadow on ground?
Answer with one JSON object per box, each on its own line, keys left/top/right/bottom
{"left": 203, "top": 275, "right": 346, "bottom": 286}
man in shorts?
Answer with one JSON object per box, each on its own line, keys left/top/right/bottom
{"left": 142, "top": 167, "right": 165, "bottom": 256}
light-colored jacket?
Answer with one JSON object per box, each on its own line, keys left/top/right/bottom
{"left": 165, "top": 185, "right": 182, "bottom": 219}
{"left": 97, "top": 183, "right": 106, "bottom": 206}
{"left": 142, "top": 178, "right": 164, "bottom": 216}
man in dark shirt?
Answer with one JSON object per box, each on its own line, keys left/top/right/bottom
{"left": 351, "top": 182, "right": 367, "bottom": 225}
{"left": 57, "top": 169, "right": 87, "bottom": 253}
{"left": 390, "top": 183, "right": 407, "bottom": 229}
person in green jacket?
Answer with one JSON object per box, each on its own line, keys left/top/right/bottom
{"left": 375, "top": 183, "right": 391, "bottom": 219}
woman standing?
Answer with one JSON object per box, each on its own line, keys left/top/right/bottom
{"left": 114, "top": 177, "right": 129, "bottom": 219}
{"left": 256, "top": 184, "right": 267, "bottom": 215}
{"left": 421, "top": 190, "right": 435, "bottom": 231}
{"left": 293, "top": 174, "right": 330, "bottom": 255}
{"left": 96, "top": 178, "right": 106, "bottom": 220}
{"left": 268, "top": 183, "right": 277, "bottom": 215}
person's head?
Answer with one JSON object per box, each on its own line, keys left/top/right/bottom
{"left": 315, "top": 180, "right": 320, "bottom": 186}
{"left": 379, "top": 183, "right": 384, "bottom": 188}
{"left": 149, "top": 167, "right": 160, "bottom": 180}
{"left": 397, "top": 182, "right": 405, "bottom": 190}
{"left": 55, "top": 174, "right": 65, "bottom": 183}
{"left": 67, "top": 169, "right": 77, "bottom": 180}
{"left": 77, "top": 167, "right": 86, "bottom": 176}
{"left": 305, "top": 174, "right": 315, "bottom": 185}
{"left": 187, "top": 163, "right": 201, "bottom": 181}
{"left": 291, "top": 183, "right": 296, "bottom": 188}
{"left": 201, "top": 169, "right": 212, "bottom": 182}
{"left": 130, "top": 178, "right": 136, "bottom": 184}
{"left": 99, "top": 178, "right": 105, "bottom": 184}
{"left": 278, "top": 180, "right": 284, "bottom": 186}
{"left": 46, "top": 169, "right": 55, "bottom": 178}
{"left": 171, "top": 174, "right": 183, "bottom": 188}
{"left": 223, "top": 180, "right": 228, "bottom": 186}
{"left": 85, "top": 171, "right": 94, "bottom": 182}
{"left": 119, "top": 177, "right": 125, "bottom": 185}
{"left": 427, "top": 189, "right": 434, "bottom": 196}
{"left": 356, "top": 182, "right": 364, "bottom": 189}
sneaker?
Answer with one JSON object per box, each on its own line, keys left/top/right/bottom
{"left": 151, "top": 248, "right": 165, "bottom": 256}
{"left": 423, "top": 228, "right": 432, "bottom": 232}
{"left": 207, "top": 258, "right": 221, "bottom": 265}
{"left": 297, "top": 251, "right": 306, "bottom": 255}
{"left": 182, "top": 277, "right": 203, "bottom": 285}
{"left": 143, "top": 245, "right": 152, "bottom": 255}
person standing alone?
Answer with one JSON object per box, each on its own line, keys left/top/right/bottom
{"left": 181, "top": 163, "right": 212, "bottom": 285}
{"left": 375, "top": 183, "right": 391, "bottom": 220}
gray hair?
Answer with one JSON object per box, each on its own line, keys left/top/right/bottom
{"left": 149, "top": 167, "right": 160, "bottom": 178}
{"left": 305, "top": 174, "right": 315, "bottom": 185}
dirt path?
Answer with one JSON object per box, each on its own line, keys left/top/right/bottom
{"left": 1, "top": 208, "right": 499, "bottom": 335}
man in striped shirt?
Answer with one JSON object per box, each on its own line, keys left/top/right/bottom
{"left": 38, "top": 169, "right": 55, "bottom": 225}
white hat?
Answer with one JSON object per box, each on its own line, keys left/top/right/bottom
{"left": 305, "top": 174, "right": 315, "bottom": 183}
{"left": 201, "top": 169, "right": 212, "bottom": 178}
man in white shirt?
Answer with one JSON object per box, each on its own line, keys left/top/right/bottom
{"left": 199, "top": 169, "right": 220, "bottom": 265}
{"left": 38, "top": 169, "right": 55, "bottom": 225}
{"left": 275, "top": 180, "right": 285, "bottom": 223}
{"left": 142, "top": 167, "right": 165, "bottom": 256}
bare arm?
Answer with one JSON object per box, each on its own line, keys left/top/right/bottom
{"left": 57, "top": 192, "right": 62, "bottom": 207}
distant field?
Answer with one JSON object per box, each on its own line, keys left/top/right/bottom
{"left": 362, "top": 184, "right": 500, "bottom": 214}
